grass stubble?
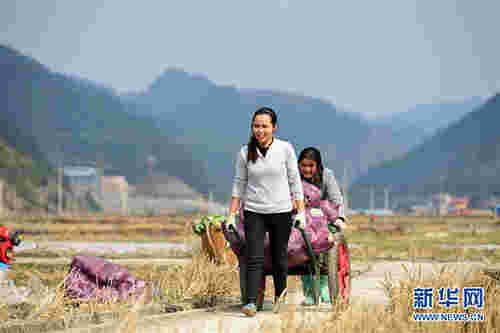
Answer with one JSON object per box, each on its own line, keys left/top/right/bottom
{"left": 1, "top": 213, "right": 500, "bottom": 332}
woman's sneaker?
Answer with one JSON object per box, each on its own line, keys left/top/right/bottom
{"left": 242, "top": 303, "right": 257, "bottom": 317}
{"left": 273, "top": 288, "right": 288, "bottom": 313}
{"left": 273, "top": 296, "right": 287, "bottom": 313}
{"left": 301, "top": 295, "right": 315, "bottom": 306}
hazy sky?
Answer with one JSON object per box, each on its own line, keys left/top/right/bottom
{"left": 1, "top": 1, "right": 499, "bottom": 117}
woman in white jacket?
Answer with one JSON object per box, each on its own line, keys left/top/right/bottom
{"left": 226, "top": 107, "right": 306, "bottom": 317}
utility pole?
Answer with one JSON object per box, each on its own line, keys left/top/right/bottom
{"left": 204, "top": 159, "right": 210, "bottom": 215}
{"left": 95, "top": 153, "right": 104, "bottom": 201}
{"left": 57, "top": 165, "right": 63, "bottom": 215}
{"left": 343, "top": 165, "right": 349, "bottom": 211}
{"left": 439, "top": 175, "right": 445, "bottom": 217}
{"left": 57, "top": 143, "right": 63, "bottom": 216}
{"left": 384, "top": 186, "right": 390, "bottom": 210}
{"left": 370, "top": 186, "right": 375, "bottom": 210}
{"left": 54, "top": 129, "right": 73, "bottom": 216}
{"left": 147, "top": 154, "right": 157, "bottom": 198}
{"left": 120, "top": 182, "right": 128, "bottom": 215}
{"left": 208, "top": 191, "right": 213, "bottom": 214}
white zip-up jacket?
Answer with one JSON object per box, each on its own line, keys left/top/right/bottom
{"left": 232, "top": 138, "right": 304, "bottom": 214}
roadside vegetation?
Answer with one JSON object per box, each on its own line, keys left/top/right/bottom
{"left": 1, "top": 212, "right": 499, "bottom": 332}
{"left": 3, "top": 213, "right": 499, "bottom": 262}
{"left": 254, "top": 262, "right": 499, "bottom": 333}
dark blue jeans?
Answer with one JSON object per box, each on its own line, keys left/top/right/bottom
{"left": 243, "top": 210, "right": 293, "bottom": 304}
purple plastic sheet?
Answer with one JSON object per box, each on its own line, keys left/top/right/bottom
{"left": 64, "top": 256, "right": 146, "bottom": 303}
{"left": 223, "top": 180, "right": 340, "bottom": 271}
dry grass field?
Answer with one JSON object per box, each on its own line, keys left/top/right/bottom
{"left": 0, "top": 212, "right": 200, "bottom": 243}
{"left": 1, "top": 252, "right": 240, "bottom": 328}
{"left": 1, "top": 212, "right": 500, "bottom": 332}
{"left": 345, "top": 214, "right": 500, "bottom": 263}
{"left": 259, "top": 263, "right": 499, "bottom": 333}
{"left": 3, "top": 213, "right": 499, "bottom": 262}
{"left": 4, "top": 253, "right": 498, "bottom": 333}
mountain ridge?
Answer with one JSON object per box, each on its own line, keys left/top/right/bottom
{"left": 3, "top": 44, "right": 488, "bottom": 206}
{"left": 128, "top": 67, "right": 482, "bottom": 201}
{"left": 0, "top": 44, "right": 210, "bottom": 202}
{"left": 350, "top": 93, "right": 500, "bottom": 209}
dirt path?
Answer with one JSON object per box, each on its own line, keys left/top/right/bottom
{"left": 48, "top": 260, "right": 496, "bottom": 333}
{"left": 52, "top": 302, "right": 334, "bottom": 333}
{"left": 350, "top": 260, "right": 495, "bottom": 305}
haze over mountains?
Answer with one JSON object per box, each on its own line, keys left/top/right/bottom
{"left": 1, "top": 44, "right": 494, "bottom": 209}
{"left": 0, "top": 45, "right": 209, "bottom": 205}
{"left": 351, "top": 93, "right": 500, "bottom": 209}
{"left": 371, "top": 97, "right": 484, "bottom": 147}
{"left": 125, "top": 68, "right": 488, "bottom": 202}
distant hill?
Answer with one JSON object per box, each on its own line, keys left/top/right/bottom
{"left": 0, "top": 45, "right": 209, "bottom": 200}
{"left": 0, "top": 57, "right": 53, "bottom": 210}
{"left": 0, "top": 137, "right": 50, "bottom": 210}
{"left": 371, "top": 97, "right": 484, "bottom": 146}
{"left": 126, "top": 68, "right": 427, "bottom": 201}
{"left": 0, "top": 109, "right": 98, "bottom": 213}
{"left": 350, "top": 94, "right": 500, "bottom": 209}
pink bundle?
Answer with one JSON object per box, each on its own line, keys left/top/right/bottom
{"left": 64, "top": 256, "right": 146, "bottom": 303}
{"left": 224, "top": 180, "right": 341, "bottom": 271}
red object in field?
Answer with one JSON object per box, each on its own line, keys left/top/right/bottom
{"left": 337, "top": 241, "right": 350, "bottom": 302}
{"left": 0, "top": 226, "right": 23, "bottom": 265}
{"left": 369, "top": 214, "right": 376, "bottom": 223}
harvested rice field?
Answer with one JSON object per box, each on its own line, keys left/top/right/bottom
{"left": 1, "top": 213, "right": 500, "bottom": 332}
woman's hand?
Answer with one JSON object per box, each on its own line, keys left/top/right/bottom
{"left": 293, "top": 211, "right": 306, "bottom": 230}
{"left": 334, "top": 218, "right": 347, "bottom": 230}
{"left": 225, "top": 215, "right": 237, "bottom": 231}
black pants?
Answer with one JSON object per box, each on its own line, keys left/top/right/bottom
{"left": 243, "top": 210, "right": 293, "bottom": 304}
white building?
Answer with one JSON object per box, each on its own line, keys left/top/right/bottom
{"left": 63, "top": 166, "right": 98, "bottom": 190}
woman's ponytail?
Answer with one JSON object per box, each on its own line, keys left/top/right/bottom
{"left": 247, "top": 134, "right": 259, "bottom": 163}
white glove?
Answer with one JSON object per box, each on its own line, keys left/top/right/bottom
{"left": 294, "top": 211, "right": 306, "bottom": 230}
{"left": 329, "top": 219, "right": 346, "bottom": 243}
{"left": 329, "top": 231, "right": 344, "bottom": 243}
{"left": 334, "top": 218, "right": 347, "bottom": 230}
{"left": 225, "top": 215, "right": 237, "bottom": 231}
